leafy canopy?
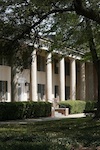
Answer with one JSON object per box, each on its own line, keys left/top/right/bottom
{"left": 0, "top": 0, "right": 100, "bottom": 62}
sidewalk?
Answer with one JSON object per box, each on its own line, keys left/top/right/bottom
{"left": 26, "top": 113, "right": 86, "bottom": 122}
{"left": 0, "top": 113, "right": 86, "bottom": 124}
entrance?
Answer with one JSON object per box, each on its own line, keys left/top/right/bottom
{"left": 18, "top": 77, "right": 29, "bottom": 101}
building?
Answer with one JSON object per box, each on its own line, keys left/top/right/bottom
{"left": 0, "top": 39, "right": 98, "bottom": 103}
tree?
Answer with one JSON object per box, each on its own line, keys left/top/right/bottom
{"left": 86, "top": 19, "right": 100, "bottom": 118}
{"left": 0, "top": 0, "right": 99, "bottom": 45}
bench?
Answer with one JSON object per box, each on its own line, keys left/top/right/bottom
{"left": 55, "top": 108, "right": 69, "bottom": 116}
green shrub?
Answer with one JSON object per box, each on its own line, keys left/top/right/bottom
{"left": 23, "top": 101, "right": 51, "bottom": 118}
{"left": 0, "top": 102, "right": 25, "bottom": 121}
{"left": 59, "top": 100, "right": 86, "bottom": 114}
{"left": 32, "top": 102, "right": 51, "bottom": 118}
{"left": 0, "top": 101, "right": 52, "bottom": 121}
{"left": 85, "top": 101, "right": 97, "bottom": 111}
{"left": 59, "top": 100, "right": 97, "bottom": 114}
{"left": 32, "top": 102, "right": 44, "bottom": 118}
{"left": 45, "top": 102, "right": 52, "bottom": 117}
{"left": 24, "top": 102, "right": 35, "bottom": 119}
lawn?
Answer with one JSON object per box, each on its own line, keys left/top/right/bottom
{"left": 0, "top": 117, "right": 100, "bottom": 150}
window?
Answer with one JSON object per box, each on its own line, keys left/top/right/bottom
{"left": 65, "top": 61, "right": 70, "bottom": 75}
{"left": 76, "top": 63, "right": 80, "bottom": 73}
{"left": 54, "top": 59, "right": 59, "bottom": 74}
{"left": 65, "top": 86, "right": 70, "bottom": 100}
{"left": 37, "top": 55, "right": 45, "bottom": 71}
{"left": 37, "top": 84, "right": 45, "bottom": 100}
{"left": 0, "top": 81, "right": 8, "bottom": 101}
{"left": 55, "top": 85, "right": 59, "bottom": 98}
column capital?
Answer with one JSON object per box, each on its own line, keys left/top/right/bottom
{"left": 69, "top": 57, "right": 76, "bottom": 61}
{"left": 46, "top": 52, "right": 52, "bottom": 64}
{"left": 31, "top": 49, "right": 37, "bottom": 63}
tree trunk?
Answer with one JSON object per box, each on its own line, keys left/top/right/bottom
{"left": 95, "top": 60, "right": 100, "bottom": 118}
{"left": 85, "top": 19, "right": 100, "bottom": 118}
{"left": 11, "top": 64, "right": 19, "bottom": 102}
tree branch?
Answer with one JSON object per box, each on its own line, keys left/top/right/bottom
{"left": 4, "top": 1, "right": 100, "bottom": 51}
{"left": 12, "top": 1, "right": 100, "bottom": 44}
{"left": 74, "top": 0, "right": 100, "bottom": 24}
{"left": 13, "top": 6, "right": 74, "bottom": 42}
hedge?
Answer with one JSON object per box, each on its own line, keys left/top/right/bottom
{"left": 24, "top": 102, "right": 51, "bottom": 118}
{"left": 85, "top": 101, "right": 97, "bottom": 111}
{"left": 0, "top": 101, "right": 52, "bottom": 121}
{"left": 59, "top": 100, "right": 97, "bottom": 114}
{"left": 0, "top": 102, "right": 25, "bottom": 120}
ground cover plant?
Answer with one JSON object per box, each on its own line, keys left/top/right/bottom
{"left": 0, "top": 117, "right": 100, "bottom": 150}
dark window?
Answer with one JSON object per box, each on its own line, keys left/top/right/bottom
{"left": 76, "top": 63, "right": 80, "bottom": 73}
{"left": 38, "top": 84, "right": 45, "bottom": 100}
{"left": 37, "top": 55, "right": 45, "bottom": 71}
{"left": 65, "top": 61, "right": 70, "bottom": 75}
{"left": 65, "top": 86, "right": 70, "bottom": 100}
{"left": 0, "top": 81, "right": 8, "bottom": 101}
{"left": 55, "top": 85, "right": 59, "bottom": 98}
{"left": 54, "top": 59, "right": 59, "bottom": 74}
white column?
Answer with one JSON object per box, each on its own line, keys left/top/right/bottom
{"left": 30, "top": 49, "right": 37, "bottom": 101}
{"left": 70, "top": 58, "right": 76, "bottom": 100}
{"left": 59, "top": 57, "right": 65, "bottom": 101}
{"left": 80, "top": 62, "right": 86, "bottom": 100}
{"left": 46, "top": 52, "right": 52, "bottom": 102}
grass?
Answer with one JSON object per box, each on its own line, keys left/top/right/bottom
{"left": 0, "top": 117, "right": 100, "bottom": 149}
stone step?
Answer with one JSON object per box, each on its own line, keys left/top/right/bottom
{"left": 54, "top": 111, "right": 65, "bottom": 117}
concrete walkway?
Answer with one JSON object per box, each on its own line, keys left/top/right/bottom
{"left": 0, "top": 113, "right": 86, "bottom": 124}
{"left": 26, "top": 113, "right": 86, "bottom": 122}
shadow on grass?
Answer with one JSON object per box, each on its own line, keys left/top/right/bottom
{"left": 0, "top": 117, "right": 100, "bottom": 149}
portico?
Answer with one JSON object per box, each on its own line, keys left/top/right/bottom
{"left": 29, "top": 50, "right": 92, "bottom": 102}
{"left": 0, "top": 49, "right": 96, "bottom": 102}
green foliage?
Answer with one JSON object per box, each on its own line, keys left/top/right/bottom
{"left": 32, "top": 102, "right": 46, "bottom": 118}
{"left": 25, "top": 101, "right": 51, "bottom": 118}
{"left": 59, "top": 100, "right": 86, "bottom": 114}
{"left": 85, "top": 101, "right": 97, "bottom": 111}
{"left": 59, "top": 100, "right": 97, "bottom": 114}
{"left": 45, "top": 102, "right": 52, "bottom": 117}
{"left": 0, "top": 0, "right": 100, "bottom": 65}
{"left": 0, "top": 102, "right": 25, "bottom": 121}
{"left": 23, "top": 102, "right": 35, "bottom": 119}
{"left": 0, "top": 101, "right": 51, "bottom": 121}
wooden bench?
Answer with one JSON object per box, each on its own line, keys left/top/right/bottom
{"left": 55, "top": 108, "right": 69, "bottom": 116}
